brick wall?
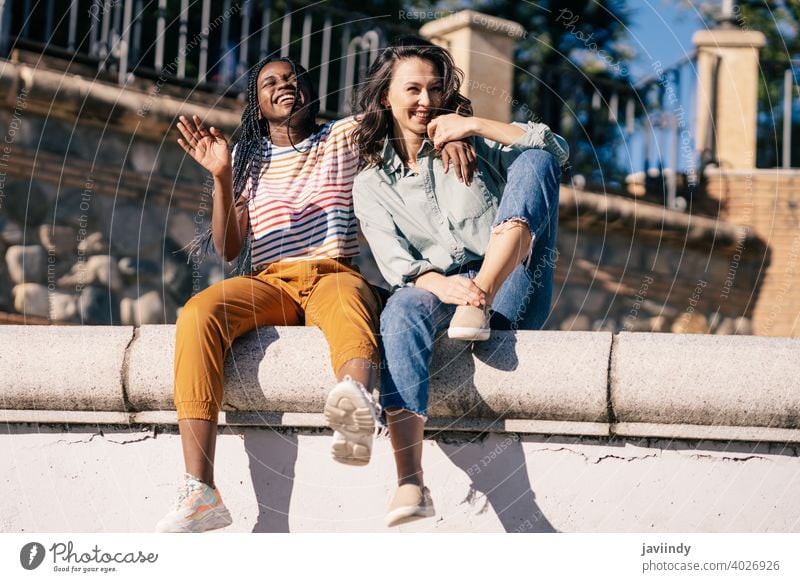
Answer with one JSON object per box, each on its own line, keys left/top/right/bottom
{"left": 705, "top": 168, "right": 800, "bottom": 336}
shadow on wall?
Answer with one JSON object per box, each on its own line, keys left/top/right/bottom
{"left": 242, "top": 429, "right": 298, "bottom": 533}
{"left": 439, "top": 436, "right": 558, "bottom": 533}
{"left": 430, "top": 334, "right": 557, "bottom": 532}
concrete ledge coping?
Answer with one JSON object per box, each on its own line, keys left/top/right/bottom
{"left": 559, "top": 186, "right": 765, "bottom": 251}
{"left": 0, "top": 58, "right": 241, "bottom": 136}
{"left": 1, "top": 326, "right": 799, "bottom": 442}
{"left": 693, "top": 28, "right": 767, "bottom": 48}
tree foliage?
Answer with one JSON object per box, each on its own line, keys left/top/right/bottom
{"left": 412, "top": 0, "right": 636, "bottom": 185}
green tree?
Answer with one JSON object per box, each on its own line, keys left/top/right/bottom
{"left": 412, "top": 0, "right": 637, "bottom": 185}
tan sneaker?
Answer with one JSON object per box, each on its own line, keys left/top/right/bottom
{"left": 385, "top": 484, "right": 435, "bottom": 527}
{"left": 448, "top": 304, "right": 491, "bottom": 341}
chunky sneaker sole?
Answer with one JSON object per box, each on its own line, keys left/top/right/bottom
{"left": 447, "top": 326, "right": 491, "bottom": 341}
{"left": 324, "top": 377, "right": 378, "bottom": 466}
{"left": 155, "top": 474, "right": 233, "bottom": 533}
{"left": 156, "top": 504, "right": 232, "bottom": 533}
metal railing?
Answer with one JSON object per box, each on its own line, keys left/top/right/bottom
{"left": 541, "top": 54, "right": 701, "bottom": 211}
{"left": 1, "top": 0, "right": 415, "bottom": 117}
{"left": 630, "top": 53, "right": 700, "bottom": 211}
{"left": 757, "top": 59, "right": 800, "bottom": 169}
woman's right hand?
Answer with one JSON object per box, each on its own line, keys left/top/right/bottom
{"left": 176, "top": 114, "right": 232, "bottom": 178}
{"left": 415, "top": 272, "right": 485, "bottom": 307}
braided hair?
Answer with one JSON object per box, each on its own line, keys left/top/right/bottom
{"left": 186, "top": 56, "right": 320, "bottom": 276}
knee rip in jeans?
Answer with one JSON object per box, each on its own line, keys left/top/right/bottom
{"left": 385, "top": 406, "right": 428, "bottom": 423}
{"left": 492, "top": 217, "right": 535, "bottom": 268}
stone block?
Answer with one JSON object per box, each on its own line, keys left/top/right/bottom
{"left": 38, "top": 224, "right": 77, "bottom": 258}
{"left": 126, "top": 328, "right": 612, "bottom": 425}
{"left": 12, "top": 283, "right": 49, "bottom": 318}
{"left": 6, "top": 245, "right": 46, "bottom": 284}
{"left": 49, "top": 291, "right": 79, "bottom": 322}
{"left": 58, "top": 255, "right": 122, "bottom": 292}
{"left": 611, "top": 333, "right": 800, "bottom": 429}
{"left": 77, "top": 232, "right": 109, "bottom": 255}
{"left": 120, "top": 288, "right": 165, "bottom": 325}
{"left": 0, "top": 325, "right": 131, "bottom": 410}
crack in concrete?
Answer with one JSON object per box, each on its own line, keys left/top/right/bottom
{"left": 105, "top": 434, "right": 156, "bottom": 445}
{"left": 533, "top": 446, "right": 770, "bottom": 464}
{"left": 54, "top": 429, "right": 156, "bottom": 446}
{"left": 120, "top": 327, "right": 139, "bottom": 413}
{"left": 606, "top": 334, "right": 617, "bottom": 424}
{"left": 55, "top": 432, "right": 103, "bottom": 445}
{"left": 532, "top": 446, "right": 662, "bottom": 464}
{"left": 678, "top": 453, "right": 769, "bottom": 463}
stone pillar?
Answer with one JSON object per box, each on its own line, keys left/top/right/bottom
{"left": 693, "top": 28, "right": 766, "bottom": 170}
{"left": 420, "top": 10, "right": 525, "bottom": 122}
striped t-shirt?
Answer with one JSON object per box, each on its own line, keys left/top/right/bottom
{"left": 239, "top": 117, "right": 360, "bottom": 268}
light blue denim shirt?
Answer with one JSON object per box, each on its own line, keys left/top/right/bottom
{"left": 353, "top": 121, "right": 569, "bottom": 289}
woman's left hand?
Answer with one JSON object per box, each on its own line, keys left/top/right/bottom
{"left": 440, "top": 140, "right": 477, "bottom": 185}
{"left": 427, "top": 114, "right": 475, "bottom": 149}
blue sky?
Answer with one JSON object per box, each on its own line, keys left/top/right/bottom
{"left": 618, "top": 2, "right": 708, "bottom": 178}
{"left": 627, "top": 1, "right": 705, "bottom": 81}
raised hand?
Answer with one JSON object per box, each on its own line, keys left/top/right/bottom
{"left": 426, "top": 113, "right": 475, "bottom": 150}
{"left": 176, "top": 114, "right": 232, "bottom": 178}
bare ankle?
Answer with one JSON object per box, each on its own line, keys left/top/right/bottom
{"left": 398, "top": 473, "right": 424, "bottom": 488}
{"left": 472, "top": 275, "right": 495, "bottom": 305}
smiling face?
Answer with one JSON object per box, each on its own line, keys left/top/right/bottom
{"left": 256, "top": 60, "right": 314, "bottom": 128}
{"left": 382, "top": 57, "right": 443, "bottom": 139}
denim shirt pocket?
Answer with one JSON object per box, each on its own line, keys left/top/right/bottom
{"left": 445, "top": 178, "right": 494, "bottom": 222}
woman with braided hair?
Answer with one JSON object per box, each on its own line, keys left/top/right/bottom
{"left": 155, "top": 56, "right": 475, "bottom": 533}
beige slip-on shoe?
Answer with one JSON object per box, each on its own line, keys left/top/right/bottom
{"left": 448, "top": 304, "right": 491, "bottom": 341}
{"left": 385, "top": 484, "right": 435, "bottom": 527}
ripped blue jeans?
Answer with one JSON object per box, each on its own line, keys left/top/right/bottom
{"left": 379, "top": 149, "right": 561, "bottom": 419}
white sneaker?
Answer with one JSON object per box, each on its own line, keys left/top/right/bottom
{"left": 324, "top": 376, "right": 379, "bottom": 466}
{"left": 155, "top": 474, "right": 232, "bottom": 533}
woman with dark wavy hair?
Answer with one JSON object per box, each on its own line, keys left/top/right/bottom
{"left": 352, "top": 37, "right": 569, "bottom": 527}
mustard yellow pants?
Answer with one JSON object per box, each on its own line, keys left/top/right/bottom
{"left": 173, "top": 258, "right": 382, "bottom": 422}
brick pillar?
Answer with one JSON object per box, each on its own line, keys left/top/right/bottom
{"left": 420, "top": 10, "right": 525, "bottom": 122}
{"left": 693, "top": 28, "right": 766, "bottom": 170}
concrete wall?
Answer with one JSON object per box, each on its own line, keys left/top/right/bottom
{"left": 547, "top": 187, "right": 764, "bottom": 334}
{"left": 2, "top": 425, "right": 797, "bottom": 533}
{"left": 1, "top": 325, "right": 799, "bottom": 532}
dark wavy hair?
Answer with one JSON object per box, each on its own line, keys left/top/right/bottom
{"left": 186, "top": 56, "right": 319, "bottom": 275}
{"left": 352, "top": 36, "right": 472, "bottom": 168}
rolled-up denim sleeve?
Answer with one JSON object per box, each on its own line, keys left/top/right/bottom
{"left": 353, "top": 181, "right": 443, "bottom": 289}
{"left": 476, "top": 121, "right": 569, "bottom": 172}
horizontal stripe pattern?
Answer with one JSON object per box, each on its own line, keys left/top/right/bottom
{"left": 240, "top": 117, "right": 360, "bottom": 267}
